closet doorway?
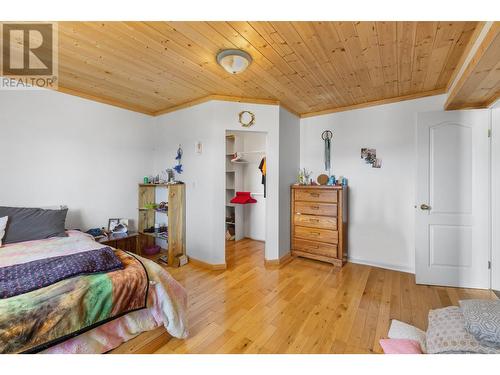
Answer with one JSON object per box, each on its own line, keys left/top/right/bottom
{"left": 225, "top": 130, "right": 267, "bottom": 266}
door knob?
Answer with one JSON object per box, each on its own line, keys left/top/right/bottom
{"left": 420, "top": 204, "right": 431, "bottom": 210}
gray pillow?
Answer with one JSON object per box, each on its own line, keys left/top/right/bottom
{"left": 426, "top": 306, "right": 500, "bottom": 354}
{"left": 0, "top": 206, "right": 68, "bottom": 244}
{"left": 459, "top": 299, "right": 500, "bottom": 348}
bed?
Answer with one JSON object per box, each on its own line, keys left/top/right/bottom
{"left": 0, "top": 230, "right": 188, "bottom": 354}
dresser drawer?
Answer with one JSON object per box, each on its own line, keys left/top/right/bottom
{"left": 293, "top": 238, "right": 338, "bottom": 258}
{"left": 295, "top": 201, "right": 337, "bottom": 216}
{"left": 294, "top": 214, "right": 337, "bottom": 230}
{"left": 294, "top": 189, "right": 338, "bottom": 203}
{"left": 294, "top": 226, "right": 338, "bottom": 244}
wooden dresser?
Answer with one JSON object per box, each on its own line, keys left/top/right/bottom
{"left": 291, "top": 185, "right": 347, "bottom": 267}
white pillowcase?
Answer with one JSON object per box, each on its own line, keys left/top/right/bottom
{"left": 0, "top": 216, "right": 8, "bottom": 247}
{"left": 388, "top": 319, "right": 427, "bottom": 353}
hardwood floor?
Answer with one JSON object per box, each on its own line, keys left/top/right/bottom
{"left": 149, "top": 239, "right": 495, "bottom": 354}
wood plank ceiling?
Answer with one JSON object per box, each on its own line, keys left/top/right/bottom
{"left": 445, "top": 22, "right": 500, "bottom": 110}
{"left": 55, "top": 21, "right": 481, "bottom": 116}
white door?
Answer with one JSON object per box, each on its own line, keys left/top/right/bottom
{"left": 416, "top": 110, "right": 490, "bottom": 289}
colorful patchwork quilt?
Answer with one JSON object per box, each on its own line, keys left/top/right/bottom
{"left": 0, "top": 231, "right": 188, "bottom": 354}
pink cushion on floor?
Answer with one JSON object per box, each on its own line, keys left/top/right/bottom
{"left": 379, "top": 339, "right": 423, "bottom": 354}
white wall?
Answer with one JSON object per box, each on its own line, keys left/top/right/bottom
{"left": 153, "top": 101, "right": 281, "bottom": 265}
{"left": 300, "top": 95, "right": 447, "bottom": 272}
{"left": 279, "top": 107, "right": 300, "bottom": 257}
{"left": 492, "top": 107, "right": 500, "bottom": 291}
{"left": 0, "top": 89, "right": 154, "bottom": 231}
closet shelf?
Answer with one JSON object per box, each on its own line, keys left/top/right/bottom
{"left": 234, "top": 150, "right": 265, "bottom": 154}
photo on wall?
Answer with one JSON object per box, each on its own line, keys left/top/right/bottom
{"left": 372, "top": 159, "right": 382, "bottom": 168}
{"left": 361, "top": 148, "right": 376, "bottom": 163}
{"left": 361, "top": 148, "right": 382, "bottom": 168}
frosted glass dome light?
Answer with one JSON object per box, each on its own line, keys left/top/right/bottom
{"left": 216, "top": 49, "right": 252, "bottom": 74}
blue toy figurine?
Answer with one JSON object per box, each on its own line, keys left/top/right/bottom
{"left": 173, "top": 145, "right": 183, "bottom": 174}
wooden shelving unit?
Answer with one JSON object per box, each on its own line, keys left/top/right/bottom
{"left": 138, "top": 183, "right": 186, "bottom": 267}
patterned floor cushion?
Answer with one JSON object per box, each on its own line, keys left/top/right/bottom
{"left": 388, "top": 319, "right": 427, "bottom": 353}
{"left": 426, "top": 306, "right": 500, "bottom": 354}
{"left": 459, "top": 299, "right": 500, "bottom": 348}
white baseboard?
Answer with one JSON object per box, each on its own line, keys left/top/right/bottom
{"left": 348, "top": 257, "right": 414, "bottom": 274}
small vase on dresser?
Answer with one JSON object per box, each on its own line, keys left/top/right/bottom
{"left": 290, "top": 184, "right": 347, "bottom": 267}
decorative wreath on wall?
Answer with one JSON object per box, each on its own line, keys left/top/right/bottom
{"left": 238, "top": 111, "right": 255, "bottom": 127}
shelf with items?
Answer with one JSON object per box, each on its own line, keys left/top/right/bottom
{"left": 225, "top": 130, "right": 267, "bottom": 243}
{"left": 139, "top": 183, "right": 171, "bottom": 187}
{"left": 225, "top": 131, "right": 246, "bottom": 242}
{"left": 138, "top": 208, "right": 168, "bottom": 214}
{"left": 139, "top": 231, "right": 168, "bottom": 240}
{"left": 138, "top": 183, "right": 185, "bottom": 267}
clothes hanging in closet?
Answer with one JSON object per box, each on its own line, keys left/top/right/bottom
{"left": 258, "top": 157, "right": 266, "bottom": 198}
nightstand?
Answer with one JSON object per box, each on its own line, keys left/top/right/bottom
{"left": 98, "top": 232, "right": 139, "bottom": 254}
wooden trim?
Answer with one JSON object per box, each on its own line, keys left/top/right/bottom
{"left": 188, "top": 256, "right": 227, "bottom": 270}
{"left": 56, "top": 86, "right": 155, "bottom": 116}
{"left": 153, "top": 94, "right": 280, "bottom": 117}
{"left": 209, "top": 94, "right": 279, "bottom": 106}
{"left": 264, "top": 252, "right": 293, "bottom": 268}
{"left": 445, "top": 22, "right": 487, "bottom": 91}
{"left": 152, "top": 96, "right": 215, "bottom": 116}
{"left": 348, "top": 257, "right": 413, "bottom": 274}
{"left": 486, "top": 92, "right": 500, "bottom": 108}
{"left": 57, "top": 86, "right": 446, "bottom": 120}
{"left": 445, "top": 22, "right": 500, "bottom": 110}
{"left": 300, "top": 89, "right": 447, "bottom": 118}
{"left": 278, "top": 103, "right": 301, "bottom": 118}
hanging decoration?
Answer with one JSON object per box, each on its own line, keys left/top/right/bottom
{"left": 239, "top": 111, "right": 256, "bottom": 127}
{"left": 173, "top": 145, "right": 183, "bottom": 174}
{"left": 321, "top": 130, "right": 333, "bottom": 174}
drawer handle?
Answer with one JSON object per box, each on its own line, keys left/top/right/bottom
{"left": 311, "top": 206, "right": 320, "bottom": 210}
{"left": 310, "top": 193, "right": 320, "bottom": 197}
{"left": 311, "top": 232, "right": 320, "bottom": 236}
{"left": 309, "top": 218, "right": 320, "bottom": 222}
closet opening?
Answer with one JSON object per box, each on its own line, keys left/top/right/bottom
{"left": 225, "top": 130, "right": 267, "bottom": 267}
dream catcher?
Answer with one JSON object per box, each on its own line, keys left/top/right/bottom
{"left": 321, "top": 130, "right": 333, "bottom": 174}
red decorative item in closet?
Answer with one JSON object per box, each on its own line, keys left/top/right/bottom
{"left": 230, "top": 192, "right": 257, "bottom": 204}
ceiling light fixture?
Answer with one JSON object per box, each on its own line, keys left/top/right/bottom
{"left": 216, "top": 49, "right": 252, "bottom": 74}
